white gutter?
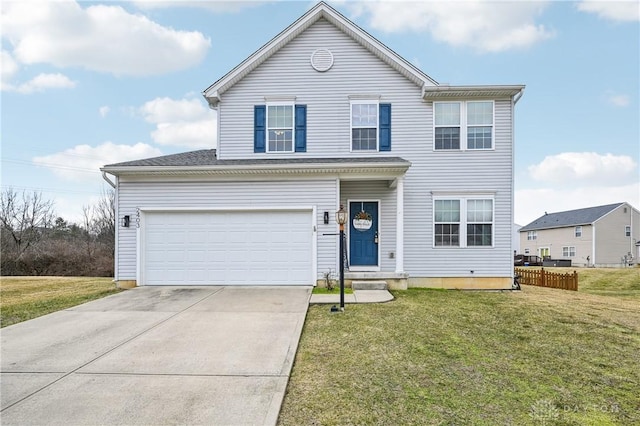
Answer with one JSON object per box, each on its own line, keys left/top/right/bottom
{"left": 514, "top": 87, "right": 525, "bottom": 105}
{"left": 102, "top": 171, "right": 116, "bottom": 188}
{"left": 100, "top": 160, "right": 411, "bottom": 176}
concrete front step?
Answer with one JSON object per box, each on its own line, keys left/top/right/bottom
{"left": 351, "top": 280, "right": 388, "bottom": 290}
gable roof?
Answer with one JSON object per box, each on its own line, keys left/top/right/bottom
{"left": 101, "top": 149, "right": 411, "bottom": 177}
{"left": 202, "top": 1, "right": 438, "bottom": 107}
{"left": 519, "top": 203, "right": 625, "bottom": 231}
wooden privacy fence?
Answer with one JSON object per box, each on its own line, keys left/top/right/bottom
{"left": 515, "top": 267, "right": 578, "bottom": 291}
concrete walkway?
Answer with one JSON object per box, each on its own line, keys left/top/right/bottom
{"left": 1, "top": 286, "right": 311, "bottom": 426}
{"left": 310, "top": 289, "right": 394, "bottom": 304}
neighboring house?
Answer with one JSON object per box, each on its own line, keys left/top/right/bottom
{"left": 101, "top": 2, "right": 525, "bottom": 289}
{"left": 519, "top": 202, "right": 640, "bottom": 267}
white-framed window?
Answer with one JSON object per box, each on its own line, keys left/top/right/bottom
{"left": 625, "top": 225, "right": 631, "bottom": 237}
{"left": 351, "top": 100, "right": 378, "bottom": 151}
{"left": 434, "top": 101, "right": 494, "bottom": 150}
{"left": 433, "top": 196, "right": 494, "bottom": 247}
{"left": 267, "top": 103, "right": 294, "bottom": 152}
{"left": 527, "top": 231, "right": 537, "bottom": 241}
{"left": 562, "top": 246, "right": 576, "bottom": 257}
{"left": 434, "top": 199, "right": 460, "bottom": 246}
{"left": 575, "top": 226, "right": 582, "bottom": 237}
{"left": 524, "top": 249, "right": 530, "bottom": 254}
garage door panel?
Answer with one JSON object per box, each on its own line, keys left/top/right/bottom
{"left": 143, "top": 210, "right": 312, "bottom": 285}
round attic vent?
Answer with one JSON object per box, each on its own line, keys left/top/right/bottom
{"left": 310, "top": 49, "right": 334, "bottom": 72}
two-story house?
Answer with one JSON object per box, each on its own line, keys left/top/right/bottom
{"left": 519, "top": 202, "right": 639, "bottom": 267}
{"left": 101, "top": 2, "right": 524, "bottom": 290}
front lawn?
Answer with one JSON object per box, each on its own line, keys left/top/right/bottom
{"left": 0, "top": 276, "right": 120, "bottom": 327}
{"left": 279, "top": 285, "right": 640, "bottom": 425}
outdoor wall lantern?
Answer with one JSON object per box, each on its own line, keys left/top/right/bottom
{"left": 324, "top": 211, "right": 329, "bottom": 225}
{"left": 122, "top": 215, "right": 130, "bottom": 228}
{"left": 333, "top": 205, "right": 348, "bottom": 312}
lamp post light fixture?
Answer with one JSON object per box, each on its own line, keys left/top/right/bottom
{"left": 335, "top": 204, "right": 348, "bottom": 311}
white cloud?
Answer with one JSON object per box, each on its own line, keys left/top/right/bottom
{"left": 99, "top": 106, "right": 110, "bottom": 118}
{"left": 33, "top": 142, "right": 163, "bottom": 180}
{"left": 139, "top": 97, "right": 217, "bottom": 148}
{"left": 515, "top": 182, "right": 640, "bottom": 226}
{"left": 344, "top": 1, "right": 554, "bottom": 52}
{"left": 528, "top": 152, "right": 637, "bottom": 186}
{"left": 132, "top": 1, "right": 268, "bottom": 13}
{"left": 1, "top": 50, "right": 19, "bottom": 88}
{"left": 1, "top": 1, "right": 210, "bottom": 76}
{"left": 11, "top": 73, "right": 77, "bottom": 94}
{"left": 577, "top": 1, "right": 640, "bottom": 22}
{"left": 605, "top": 92, "right": 631, "bottom": 107}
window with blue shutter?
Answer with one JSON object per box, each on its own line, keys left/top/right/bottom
{"left": 254, "top": 105, "right": 266, "bottom": 153}
{"left": 379, "top": 103, "right": 391, "bottom": 151}
{"left": 255, "top": 104, "right": 306, "bottom": 153}
{"left": 295, "top": 104, "right": 306, "bottom": 152}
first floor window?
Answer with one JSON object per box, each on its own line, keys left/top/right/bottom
{"left": 527, "top": 231, "right": 537, "bottom": 240}
{"left": 267, "top": 104, "right": 293, "bottom": 152}
{"left": 466, "top": 199, "right": 493, "bottom": 246}
{"left": 562, "top": 246, "right": 576, "bottom": 257}
{"left": 434, "top": 200, "right": 460, "bottom": 246}
{"left": 434, "top": 197, "right": 493, "bottom": 247}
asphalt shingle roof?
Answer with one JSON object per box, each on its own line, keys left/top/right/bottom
{"left": 519, "top": 203, "right": 624, "bottom": 231}
{"left": 103, "top": 149, "right": 410, "bottom": 168}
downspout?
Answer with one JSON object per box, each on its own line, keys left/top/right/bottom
{"left": 101, "top": 170, "right": 117, "bottom": 284}
{"left": 102, "top": 171, "right": 116, "bottom": 188}
{"left": 514, "top": 88, "right": 525, "bottom": 105}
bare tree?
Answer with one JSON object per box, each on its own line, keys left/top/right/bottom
{"left": 0, "top": 188, "right": 55, "bottom": 257}
{"left": 93, "top": 188, "right": 115, "bottom": 252}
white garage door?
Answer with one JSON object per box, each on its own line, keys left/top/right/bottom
{"left": 143, "top": 210, "right": 313, "bottom": 285}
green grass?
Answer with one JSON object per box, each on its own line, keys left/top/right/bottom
{"left": 0, "top": 276, "right": 120, "bottom": 327}
{"left": 312, "top": 286, "right": 353, "bottom": 295}
{"left": 279, "top": 285, "right": 640, "bottom": 425}
{"left": 526, "top": 267, "right": 640, "bottom": 299}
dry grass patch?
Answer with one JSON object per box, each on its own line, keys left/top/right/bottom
{"left": 279, "top": 286, "right": 640, "bottom": 425}
{"left": 0, "top": 276, "right": 120, "bottom": 327}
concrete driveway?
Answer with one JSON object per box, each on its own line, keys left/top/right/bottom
{"left": 1, "top": 286, "right": 311, "bottom": 425}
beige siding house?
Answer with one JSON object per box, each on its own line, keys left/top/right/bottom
{"left": 519, "top": 203, "right": 640, "bottom": 267}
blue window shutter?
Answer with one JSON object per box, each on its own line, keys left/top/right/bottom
{"left": 379, "top": 103, "right": 391, "bottom": 151}
{"left": 295, "top": 104, "right": 307, "bottom": 152}
{"left": 254, "top": 105, "right": 266, "bottom": 153}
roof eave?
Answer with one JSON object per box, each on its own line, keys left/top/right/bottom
{"left": 422, "top": 85, "right": 525, "bottom": 100}
{"left": 100, "top": 160, "right": 411, "bottom": 177}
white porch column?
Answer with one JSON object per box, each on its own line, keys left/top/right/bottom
{"left": 395, "top": 176, "right": 404, "bottom": 273}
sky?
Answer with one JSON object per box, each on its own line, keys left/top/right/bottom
{"left": 1, "top": 0, "right": 639, "bottom": 226}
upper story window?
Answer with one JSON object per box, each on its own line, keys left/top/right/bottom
{"left": 351, "top": 101, "right": 378, "bottom": 151}
{"left": 434, "top": 101, "right": 494, "bottom": 151}
{"left": 434, "top": 197, "right": 494, "bottom": 247}
{"left": 254, "top": 104, "right": 306, "bottom": 153}
{"left": 575, "top": 226, "right": 582, "bottom": 237}
{"left": 625, "top": 225, "right": 631, "bottom": 237}
{"left": 267, "top": 104, "right": 294, "bottom": 152}
{"left": 349, "top": 100, "right": 392, "bottom": 152}
{"left": 527, "top": 231, "right": 537, "bottom": 240}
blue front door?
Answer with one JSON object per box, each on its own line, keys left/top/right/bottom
{"left": 349, "top": 201, "right": 378, "bottom": 267}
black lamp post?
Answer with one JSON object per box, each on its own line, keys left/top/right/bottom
{"left": 335, "top": 204, "right": 348, "bottom": 311}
